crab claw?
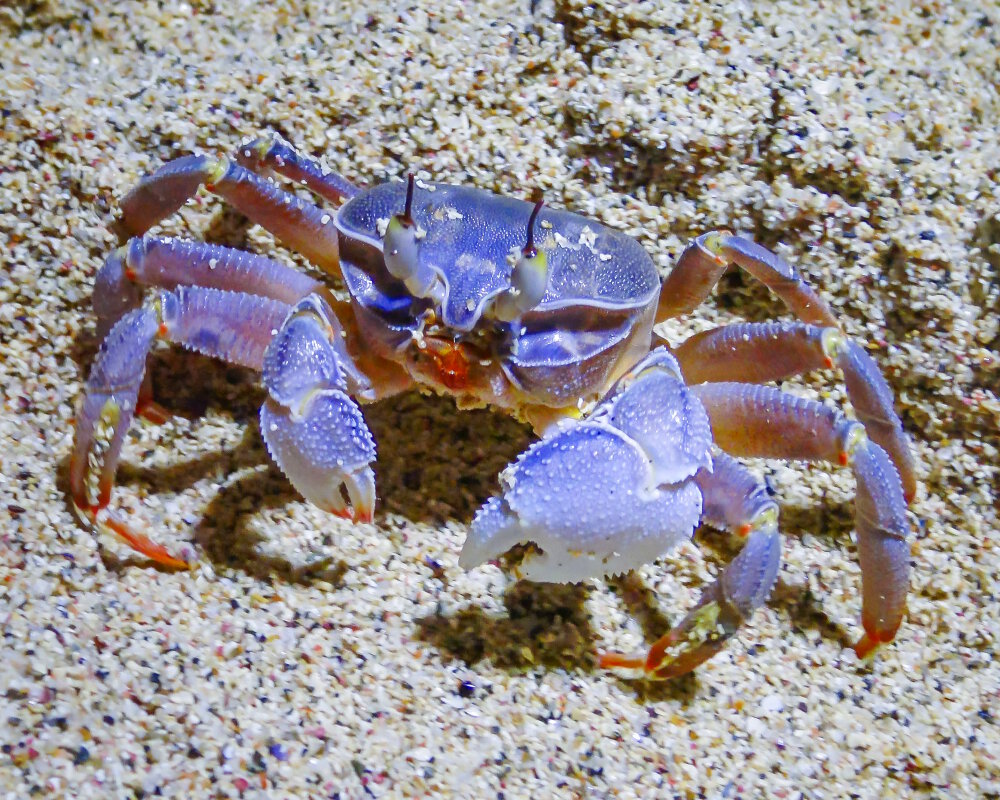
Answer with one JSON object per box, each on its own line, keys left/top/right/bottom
{"left": 260, "top": 296, "right": 377, "bottom": 523}
{"left": 261, "top": 393, "right": 376, "bottom": 522}
{"left": 461, "top": 348, "right": 710, "bottom": 582}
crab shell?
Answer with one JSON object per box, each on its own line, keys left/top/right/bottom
{"left": 335, "top": 181, "right": 660, "bottom": 407}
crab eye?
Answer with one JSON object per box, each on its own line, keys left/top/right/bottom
{"left": 492, "top": 199, "right": 549, "bottom": 322}
{"left": 383, "top": 175, "right": 441, "bottom": 301}
{"left": 384, "top": 174, "right": 418, "bottom": 278}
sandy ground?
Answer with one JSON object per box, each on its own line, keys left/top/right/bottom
{"left": 1, "top": 1, "right": 998, "bottom": 798}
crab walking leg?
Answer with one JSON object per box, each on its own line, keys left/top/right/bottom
{"left": 690, "top": 382, "right": 910, "bottom": 658}
{"left": 93, "top": 236, "right": 322, "bottom": 423}
{"left": 657, "top": 232, "right": 838, "bottom": 327}
{"left": 71, "top": 288, "right": 291, "bottom": 567}
{"left": 674, "top": 321, "right": 917, "bottom": 502}
{"left": 117, "top": 155, "right": 341, "bottom": 273}
{"left": 94, "top": 236, "right": 323, "bottom": 339}
{"left": 233, "top": 136, "right": 360, "bottom": 205}
{"left": 601, "top": 454, "right": 782, "bottom": 679}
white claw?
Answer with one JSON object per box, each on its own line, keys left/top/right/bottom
{"left": 463, "top": 347, "right": 713, "bottom": 584}
{"left": 343, "top": 466, "right": 376, "bottom": 523}
{"left": 260, "top": 295, "right": 378, "bottom": 523}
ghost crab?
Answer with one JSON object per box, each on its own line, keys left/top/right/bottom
{"left": 71, "top": 135, "right": 917, "bottom": 679}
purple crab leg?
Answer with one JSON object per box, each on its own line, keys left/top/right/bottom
{"left": 690, "top": 382, "right": 910, "bottom": 659}
{"left": 74, "top": 285, "right": 378, "bottom": 567}
{"left": 657, "top": 232, "right": 838, "bottom": 326}
{"left": 94, "top": 236, "right": 322, "bottom": 338}
{"left": 71, "top": 287, "right": 290, "bottom": 567}
{"left": 600, "top": 453, "right": 782, "bottom": 680}
{"left": 674, "top": 321, "right": 917, "bottom": 502}
{"left": 234, "top": 135, "right": 360, "bottom": 205}
{"left": 118, "top": 155, "right": 342, "bottom": 273}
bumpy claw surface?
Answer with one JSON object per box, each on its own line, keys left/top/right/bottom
{"left": 461, "top": 349, "right": 710, "bottom": 582}
{"left": 260, "top": 296, "right": 377, "bottom": 522}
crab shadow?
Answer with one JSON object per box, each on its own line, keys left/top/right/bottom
{"left": 413, "top": 575, "right": 703, "bottom": 701}
{"left": 62, "top": 340, "right": 535, "bottom": 579}
{"left": 67, "top": 337, "right": 858, "bottom": 688}
{"left": 414, "top": 515, "right": 856, "bottom": 701}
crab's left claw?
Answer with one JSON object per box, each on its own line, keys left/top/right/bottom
{"left": 461, "top": 349, "right": 711, "bottom": 583}
{"left": 261, "top": 393, "right": 376, "bottom": 522}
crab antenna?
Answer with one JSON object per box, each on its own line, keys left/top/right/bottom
{"left": 524, "top": 199, "right": 544, "bottom": 257}
{"left": 402, "top": 173, "right": 415, "bottom": 227}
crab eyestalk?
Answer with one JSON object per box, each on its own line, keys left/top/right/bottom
{"left": 383, "top": 174, "right": 442, "bottom": 302}
{"left": 491, "top": 199, "right": 549, "bottom": 323}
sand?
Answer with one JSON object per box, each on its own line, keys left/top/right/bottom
{"left": 1, "top": 1, "right": 998, "bottom": 797}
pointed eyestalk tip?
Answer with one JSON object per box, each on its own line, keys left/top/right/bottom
{"left": 524, "top": 198, "right": 544, "bottom": 257}
{"left": 487, "top": 198, "right": 549, "bottom": 323}
{"left": 402, "top": 173, "right": 416, "bottom": 226}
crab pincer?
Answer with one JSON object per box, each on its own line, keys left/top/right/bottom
{"left": 259, "top": 295, "right": 377, "bottom": 523}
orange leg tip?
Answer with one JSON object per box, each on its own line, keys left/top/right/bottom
{"left": 96, "top": 482, "right": 113, "bottom": 510}
{"left": 597, "top": 651, "right": 647, "bottom": 672}
{"left": 853, "top": 624, "right": 898, "bottom": 661}
{"left": 136, "top": 400, "right": 172, "bottom": 425}
{"left": 852, "top": 633, "right": 881, "bottom": 660}
{"left": 101, "top": 514, "right": 191, "bottom": 570}
{"left": 838, "top": 451, "right": 849, "bottom": 467}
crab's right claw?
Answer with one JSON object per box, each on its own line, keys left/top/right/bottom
{"left": 260, "top": 296, "right": 377, "bottom": 523}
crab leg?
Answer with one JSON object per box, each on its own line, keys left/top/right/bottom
{"left": 75, "top": 284, "right": 379, "bottom": 567}
{"left": 233, "top": 135, "right": 360, "bottom": 205}
{"left": 689, "top": 382, "right": 910, "bottom": 659}
{"left": 94, "top": 236, "right": 322, "bottom": 338}
{"left": 674, "top": 321, "right": 916, "bottom": 502}
{"left": 601, "top": 454, "right": 782, "bottom": 680}
{"left": 72, "top": 288, "right": 290, "bottom": 567}
{"left": 117, "top": 155, "right": 342, "bottom": 273}
{"left": 658, "top": 232, "right": 838, "bottom": 326}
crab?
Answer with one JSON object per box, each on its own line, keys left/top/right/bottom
{"left": 71, "top": 135, "right": 917, "bottom": 680}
